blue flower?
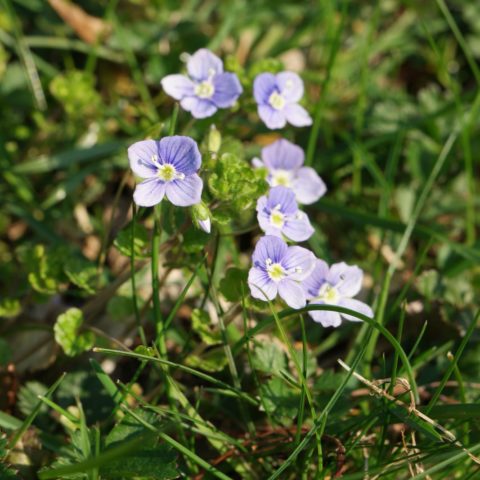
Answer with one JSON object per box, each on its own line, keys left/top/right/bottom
{"left": 303, "top": 260, "right": 374, "bottom": 327}
{"left": 257, "top": 186, "right": 314, "bottom": 242}
{"left": 253, "top": 72, "right": 312, "bottom": 129}
{"left": 161, "top": 49, "right": 243, "bottom": 119}
{"left": 252, "top": 139, "right": 326, "bottom": 204}
{"left": 128, "top": 136, "right": 203, "bottom": 207}
{"left": 248, "top": 235, "right": 315, "bottom": 309}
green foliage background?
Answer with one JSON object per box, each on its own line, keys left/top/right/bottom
{"left": 1, "top": 0, "right": 480, "bottom": 478}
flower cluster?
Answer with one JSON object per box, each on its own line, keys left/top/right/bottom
{"left": 161, "top": 48, "right": 312, "bottom": 129}
{"left": 247, "top": 138, "right": 373, "bottom": 326}
{"left": 128, "top": 47, "right": 373, "bottom": 328}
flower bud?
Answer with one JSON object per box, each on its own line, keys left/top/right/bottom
{"left": 208, "top": 125, "right": 222, "bottom": 154}
{"left": 191, "top": 202, "right": 212, "bottom": 234}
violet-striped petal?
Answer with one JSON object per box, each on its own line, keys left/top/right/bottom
{"left": 187, "top": 48, "right": 223, "bottom": 81}
{"left": 159, "top": 136, "right": 201, "bottom": 175}
{"left": 165, "top": 174, "right": 202, "bottom": 207}
{"left": 180, "top": 96, "right": 217, "bottom": 119}
{"left": 253, "top": 73, "right": 277, "bottom": 104}
{"left": 128, "top": 140, "right": 159, "bottom": 179}
{"left": 278, "top": 279, "right": 306, "bottom": 309}
{"left": 212, "top": 73, "right": 242, "bottom": 108}
{"left": 302, "top": 259, "right": 329, "bottom": 299}
{"left": 248, "top": 267, "right": 278, "bottom": 301}
{"left": 282, "top": 246, "right": 315, "bottom": 281}
{"left": 133, "top": 178, "right": 166, "bottom": 207}
{"left": 262, "top": 139, "right": 304, "bottom": 171}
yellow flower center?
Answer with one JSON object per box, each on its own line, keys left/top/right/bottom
{"left": 268, "top": 91, "right": 286, "bottom": 110}
{"left": 195, "top": 81, "right": 215, "bottom": 99}
{"left": 266, "top": 260, "right": 286, "bottom": 282}
{"left": 271, "top": 170, "right": 291, "bottom": 187}
{"left": 317, "top": 283, "right": 340, "bottom": 304}
{"left": 269, "top": 209, "right": 285, "bottom": 228}
{"left": 157, "top": 163, "right": 184, "bottom": 182}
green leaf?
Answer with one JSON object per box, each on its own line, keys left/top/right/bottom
{"left": 18, "top": 381, "right": 48, "bottom": 417}
{"left": 260, "top": 377, "right": 298, "bottom": 424}
{"left": 219, "top": 267, "right": 248, "bottom": 302}
{"left": 0, "top": 298, "right": 21, "bottom": 318}
{"left": 182, "top": 227, "right": 210, "bottom": 254}
{"left": 102, "top": 410, "right": 178, "bottom": 480}
{"left": 54, "top": 308, "right": 95, "bottom": 357}
{"left": 114, "top": 222, "right": 150, "bottom": 258}
{"left": 64, "top": 257, "right": 98, "bottom": 294}
{"left": 191, "top": 309, "right": 221, "bottom": 345}
{"left": 18, "top": 244, "right": 68, "bottom": 295}
{"left": 252, "top": 342, "right": 286, "bottom": 374}
{"left": 186, "top": 348, "right": 228, "bottom": 373}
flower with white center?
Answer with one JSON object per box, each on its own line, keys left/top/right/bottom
{"left": 303, "top": 259, "right": 374, "bottom": 327}
{"left": 253, "top": 71, "right": 312, "bottom": 129}
{"left": 248, "top": 235, "right": 315, "bottom": 309}
{"left": 256, "top": 186, "right": 314, "bottom": 242}
{"left": 128, "top": 136, "right": 203, "bottom": 207}
{"left": 161, "top": 49, "right": 243, "bottom": 119}
{"left": 252, "top": 138, "right": 327, "bottom": 205}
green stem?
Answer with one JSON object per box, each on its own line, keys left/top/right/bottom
{"left": 131, "top": 203, "right": 146, "bottom": 345}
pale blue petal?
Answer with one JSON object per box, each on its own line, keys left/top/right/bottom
{"left": 284, "top": 103, "right": 312, "bottom": 127}
{"left": 302, "top": 259, "right": 329, "bottom": 299}
{"left": 276, "top": 72, "right": 304, "bottom": 103}
{"left": 258, "top": 105, "right": 286, "bottom": 129}
{"left": 128, "top": 140, "right": 159, "bottom": 179}
{"left": 253, "top": 73, "right": 277, "bottom": 104}
{"left": 283, "top": 213, "right": 314, "bottom": 242}
{"left": 161, "top": 74, "right": 194, "bottom": 100}
{"left": 266, "top": 186, "right": 297, "bottom": 214}
{"left": 158, "top": 136, "right": 201, "bottom": 175}
{"left": 212, "top": 72, "right": 242, "bottom": 107}
{"left": 248, "top": 267, "right": 278, "bottom": 301}
{"left": 165, "top": 174, "right": 203, "bottom": 207}
{"left": 252, "top": 235, "right": 288, "bottom": 267}
{"left": 327, "top": 262, "right": 362, "bottom": 296}
{"left": 339, "top": 298, "right": 373, "bottom": 322}
{"left": 198, "top": 218, "right": 211, "bottom": 234}
{"left": 180, "top": 96, "right": 217, "bottom": 118}
{"left": 292, "top": 167, "right": 327, "bottom": 204}
{"left": 278, "top": 279, "right": 306, "bottom": 309}
{"left": 282, "top": 246, "right": 315, "bottom": 281}
{"left": 308, "top": 301, "right": 342, "bottom": 327}
{"left": 262, "top": 139, "right": 304, "bottom": 171}
{"left": 187, "top": 48, "right": 223, "bottom": 81}
{"left": 133, "top": 178, "right": 166, "bottom": 207}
